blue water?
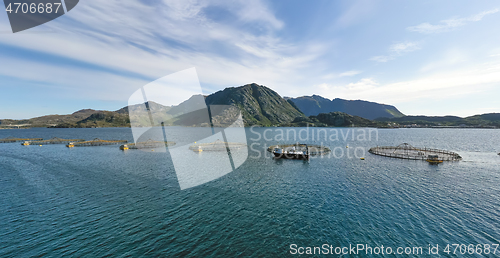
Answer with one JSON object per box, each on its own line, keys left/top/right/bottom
{"left": 0, "top": 127, "right": 499, "bottom": 257}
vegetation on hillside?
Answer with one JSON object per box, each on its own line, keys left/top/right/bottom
{"left": 285, "top": 112, "right": 385, "bottom": 127}
{"left": 2, "top": 84, "right": 499, "bottom": 129}
{"left": 377, "top": 113, "right": 500, "bottom": 127}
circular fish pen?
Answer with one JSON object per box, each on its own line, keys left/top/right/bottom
{"left": 189, "top": 140, "right": 246, "bottom": 152}
{"left": 369, "top": 143, "right": 462, "bottom": 162}
{"left": 0, "top": 137, "right": 43, "bottom": 143}
{"left": 121, "top": 140, "right": 176, "bottom": 150}
{"left": 29, "top": 137, "right": 85, "bottom": 145}
{"left": 267, "top": 143, "right": 331, "bottom": 156}
{"left": 66, "top": 138, "right": 128, "bottom": 147}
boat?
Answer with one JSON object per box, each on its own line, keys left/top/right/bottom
{"left": 66, "top": 142, "right": 75, "bottom": 148}
{"left": 426, "top": 155, "right": 443, "bottom": 164}
{"left": 119, "top": 144, "right": 129, "bottom": 150}
{"left": 21, "top": 141, "right": 30, "bottom": 146}
{"left": 272, "top": 144, "right": 309, "bottom": 160}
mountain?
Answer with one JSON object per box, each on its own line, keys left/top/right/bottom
{"left": 0, "top": 109, "right": 101, "bottom": 127}
{"left": 205, "top": 83, "right": 304, "bottom": 126}
{"left": 53, "top": 111, "right": 130, "bottom": 128}
{"left": 464, "top": 113, "right": 500, "bottom": 127}
{"left": 10, "top": 83, "right": 303, "bottom": 128}
{"left": 286, "top": 112, "right": 384, "bottom": 127}
{"left": 376, "top": 115, "right": 463, "bottom": 124}
{"left": 2, "top": 83, "right": 498, "bottom": 129}
{"left": 378, "top": 113, "right": 500, "bottom": 127}
{"left": 286, "top": 95, "right": 404, "bottom": 120}
{"left": 120, "top": 83, "right": 303, "bottom": 127}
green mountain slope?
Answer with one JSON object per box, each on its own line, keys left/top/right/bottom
{"left": 377, "top": 113, "right": 500, "bottom": 127}
{"left": 53, "top": 111, "right": 130, "bottom": 128}
{"left": 286, "top": 112, "right": 384, "bottom": 127}
{"left": 0, "top": 109, "right": 101, "bottom": 127}
{"left": 2, "top": 83, "right": 498, "bottom": 129}
{"left": 205, "top": 83, "right": 304, "bottom": 126}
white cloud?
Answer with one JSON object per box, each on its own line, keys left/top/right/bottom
{"left": 407, "top": 9, "right": 499, "bottom": 34}
{"left": 345, "top": 78, "right": 378, "bottom": 91}
{"left": 339, "top": 70, "right": 362, "bottom": 77}
{"left": 335, "top": 0, "right": 378, "bottom": 28}
{"left": 389, "top": 42, "right": 421, "bottom": 54}
{"left": 0, "top": 0, "right": 330, "bottom": 102}
{"left": 419, "top": 48, "right": 467, "bottom": 72}
{"left": 231, "top": 1, "right": 284, "bottom": 30}
{"left": 370, "top": 41, "right": 421, "bottom": 63}
{"left": 369, "top": 55, "right": 394, "bottom": 63}
{"left": 314, "top": 61, "right": 500, "bottom": 107}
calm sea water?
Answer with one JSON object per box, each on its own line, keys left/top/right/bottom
{"left": 0, "top": 127, "right": 499, "bottom": 257}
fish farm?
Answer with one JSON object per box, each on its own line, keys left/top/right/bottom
{"left": 267, "top": 143, "right": 331, "bottom": 156}
{"left": 189, "top": 140, "right": 246, "bottom": 152}
{"left": 369, "top": 143, "right": 462, "bottom": 162}
{"left": 0, "top": 137, "right": 43, "bottom": 143}
{"left": 66, "top": 138, "right": 128, "bottom": 148}
{"left": 120, "top": 140, "right": 176, "bottom": 150}
{"left": 25, "top": 137, "right": 85, "bottom": 145}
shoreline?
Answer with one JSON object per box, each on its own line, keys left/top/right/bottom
{"left": 2, "top": 126, "right": 499, "bottom": 130}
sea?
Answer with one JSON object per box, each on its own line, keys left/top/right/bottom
{"left": 0, "top": 127, "right": 499, "bottom": 257}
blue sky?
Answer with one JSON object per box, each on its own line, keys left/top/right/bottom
{"left": 1, "top": 0, "right": 500, "bottom": 119}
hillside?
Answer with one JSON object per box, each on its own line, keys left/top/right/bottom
{"left": 205, "top": 83, "right": 304, "bottom": 126}
{"left": 2, "top": 83, "right": 498, "bottom": 129}
{"left": 123, "top": 84, "right": 304, "bottom": 127}
{"left": 18, "top": 84, "right": 303, "bottom": 128}
{"left": 53, "top": 111, "right": 130, "bottom": 128}
{"left": 287, "top": 95, "right": 404, "bottom": 120}
{"left": 0, "top": 109, "right": 101, "bottom": 127}
{"left": 286, "top": 112, "right": 384, "bottom": 127}
{"left": 378, "top": 113, "right": 500, "bottom": 127}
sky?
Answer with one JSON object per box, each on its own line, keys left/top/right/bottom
{"left": 1, "top": 0, "right": 500, "bottom": 119}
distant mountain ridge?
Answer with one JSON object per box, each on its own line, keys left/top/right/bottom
{"left": 286, "top": 95, "right": 404, "bottom": 120}
{"left": 377, "top": 113, "right": 500, "bottom": 127}
{"left": 1, "top": 83, "right": 498, "bottom": 128}
{"left": 285, "top": 111, "right": 384, "bottom": 127}
{"left": 0, "top": 109, "right": 103, "bottom": 127}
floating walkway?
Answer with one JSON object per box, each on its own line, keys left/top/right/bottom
{"left": 189, "top": 140, "right": 246, "bottom": 152}
{"left": 267, "top": 143, "right": 331, "bottom": 156}
{"left": 369, "top": 143, "right": 462, "bottom": 162}
{"left": 27, "top": 137, "right": 85, "bottom": 145}
{"left": 67, "top": 138, "right": 128, "bottom": 147}
{"left": 0, "top": 137, "right": 43, "bottom": 143}
{"left": 120, "top": 140, "right": 176, "bottom": 150}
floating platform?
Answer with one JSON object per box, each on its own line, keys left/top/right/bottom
{"left": 189, "top": 140, "right": 246, "bottom": 152}
{"left": 66, "top": 138, "right": 128, "bottom": 147}
{"left": 267, "top": 144, "right": 331, "bottom": 156}
{"left": 369, "top": 143, "right": 462, "bottom": 162}
{"left": 0, "top": 137, "right": 43, "bottom": 143}
{"left": 120, "top": 140, "right": 176, "bottom": 150}
{"left": 28, "top": 137, "right": 85, "bottom": 145}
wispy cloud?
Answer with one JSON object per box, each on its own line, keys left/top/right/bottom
{"left": 370, "top": 41, "right": 421, "bottom": 63}
{"left": 314, "top": 61, "right": 500, "bottom": 109}
{"left": 0, "top": 0, "right": 328, "bottom": 102}
{"left": 339, "top": 70, "right": 362, "bottom": 77}
{"left": 407, "top": 9, "right": 499, "bottom": 34}
{"left": 389, "top": 42, "right": 421, "bottom": 54}
{"left": 345, "top": 78, "right": 378, "bottom": 91}
{"left": 369, "top": 55, "right": 394, "bottom": 63}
